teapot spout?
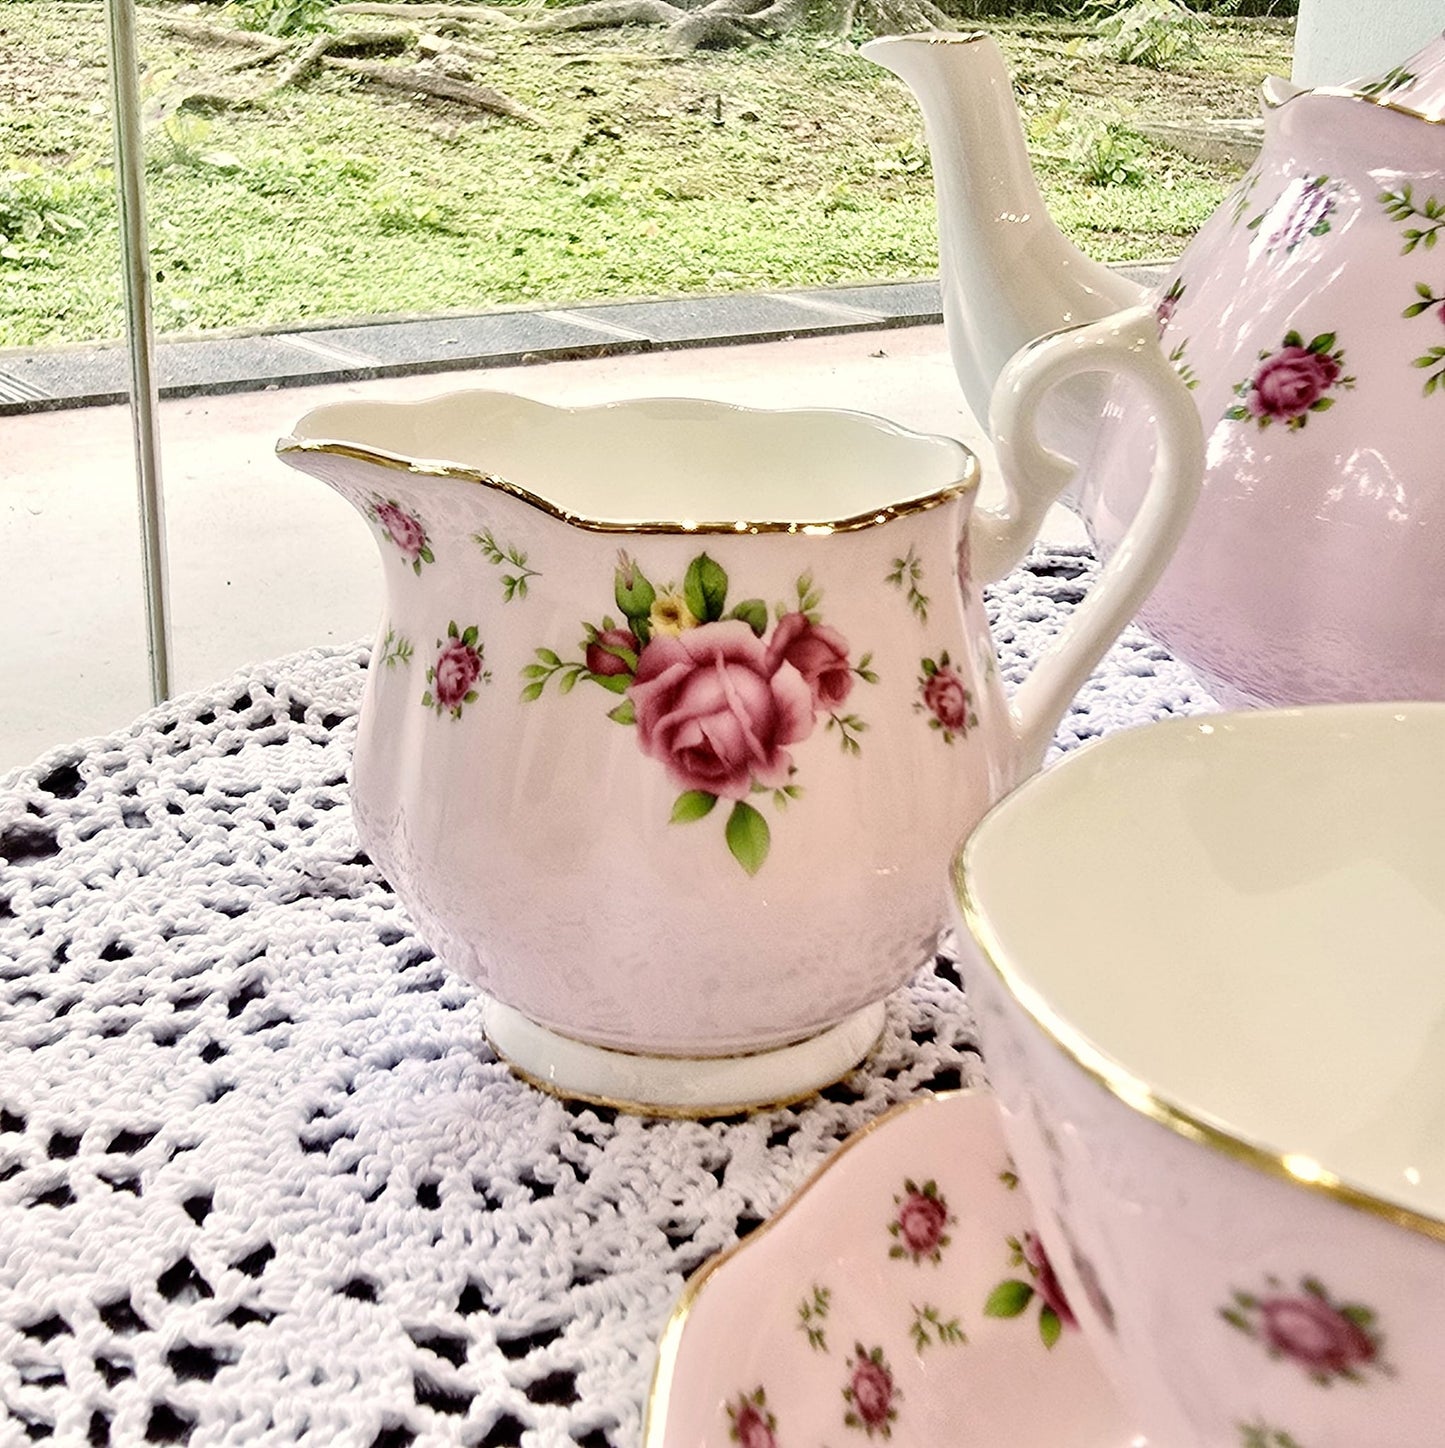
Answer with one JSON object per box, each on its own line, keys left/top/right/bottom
{"left": 863, "top": 31, "right": 1144, "bottom": 434}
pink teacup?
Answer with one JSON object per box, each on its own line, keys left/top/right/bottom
{"left": 953, "top": 703, "right": 1445, "bottom": 1448}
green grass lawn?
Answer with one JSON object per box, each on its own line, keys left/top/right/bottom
{"left": 0, "top": 5, "right": 1293, "bottom": 348}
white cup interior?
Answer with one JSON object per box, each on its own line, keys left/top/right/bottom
{"left": 285, "top": 392, "right": 975, "bottom": 526}
{"left": 960, "top": 703, "right": 1445, "bottom": 1224}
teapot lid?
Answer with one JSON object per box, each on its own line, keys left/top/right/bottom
{"left": 1278, "top": 29, "right": 1445, "bottom": 124}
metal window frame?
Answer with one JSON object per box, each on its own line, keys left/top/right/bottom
{"left": 106, "top": 0, "right": 172, "bottom": 703}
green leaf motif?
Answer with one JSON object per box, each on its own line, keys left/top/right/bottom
{"left": 684, "top": 552, "right": 729, "bottom": 623}
{"left": 730, "top": 598, "right": 769, "bottom": 637}
{"left": 607, "top": 699, "right": 636, "bottom": 726}
{"left": 519, "top": 681, "right": 545, "bottom": 703}
{"left": 1039, "top": 1305, "right": 1062, "bottom": 1349}
{"left": 725, "top": 800, "right": 770, "bottom": 875}
{"left": 671, "top": 790, "right": 718, "bottom": 824}
{"left": 984, "top": 1279, "right": 1034, "bottom": 1319}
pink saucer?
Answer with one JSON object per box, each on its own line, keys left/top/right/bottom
{"left": 646, "top": 1090, "right": 1141, "bottom": 1446}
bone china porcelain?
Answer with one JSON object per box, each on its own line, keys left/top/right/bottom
{"left": 276, "top": 305, "right": 1200, "bottom": 1114}
{"left": 645, "top": 1090, "right": 1137, "bottom": 1447}
{"left": 952, "top": 703, "right": 1445, "bottom": 1448}
{"left": 869, "top": 29, "right": 1445, "bottom": 706}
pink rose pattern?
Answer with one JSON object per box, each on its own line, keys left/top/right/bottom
{"left": 521, "top": 551, "right": 876, "bottom": 875}
{"left": 915, "top": 651, "right": 977, "bottom": 743}
{"left": 632, "top": 622, "right": 815, "bottom": 802}
{"left": 842, "top": 1344, "right": 899, "bottom": 1438}
{"left": 727, "top": 1389, "right": 778, "bottom": 1448}
{"left": 726, "top": 1157, "right": 1120, "bottom": 1446}
{"left": 887, "top": 1178, "right": 952, "bottom": 1265}
{"left": 370, "top": 498, "right": 434, "bottom": 574}
{"left": 422, "top": 621, "right": 489, "bottom": 718}
{"left": 985, "top": 1229, "right": 1077, "bottom": 1349}
{"left": 1225, "top": 330, "right": 1354, "bottom": 430}
{"left": 1222, "top": 1276, "right": 1387, "bottom": 1385}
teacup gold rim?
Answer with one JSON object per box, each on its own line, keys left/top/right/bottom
{"left": 642, "top": 1088, "right": 977, "bottom": 1447}
{"left": 949, "top": 710, "right": 1445, "bottom": 1249}
{"left": 276, "top": 413, "right": 982, "bottom": 537}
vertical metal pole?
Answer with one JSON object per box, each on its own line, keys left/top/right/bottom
{"left": 105, "top": 0, "right": 173, "bottom": 703}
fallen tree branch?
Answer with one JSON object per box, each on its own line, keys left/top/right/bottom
{"left": 322, "top": 55, "right": 542, "bottom": 122}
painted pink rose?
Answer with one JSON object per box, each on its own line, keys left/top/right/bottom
{"left": 1022, "top": 1232, "right": 1077, "bottom": 1329}
{"left": 896, "top": 1190, "right": 949, "bottom": 1258}
{"left": 731, "top": 1402, "right": 776, "bottom": 1448}
{"left": 1258, "top": 1295, "right": 1376, "bottom": 1376}
{"left": 922, "top": 667, "right": 969, "bottom": 732}
{"left": 630, "top": 620, "right": 815, "bottom": 800}
{"left": 1155, "top": 278, "right": 1184, "bottom": 330}
{"left": 765, "top": 612, "right": 853, "bottom": 710}
{"left": 433, "top": 637, "right": 482, "bottom": 710}
{"left": 375, "top": 501, "right": 428, "bottom": 562}
{"left": 848, "top": 1354, "right": 896, "bottom": 1429}
{"left": 585, "top": 626, "right": 639, "bottom": 678}
{"left": 1247, "top": 346, "right": 1342, "bottom": 423}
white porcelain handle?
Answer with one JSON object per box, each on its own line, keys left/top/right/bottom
{"left": 971, "top": 304, "right": 1204, "bottom": 776}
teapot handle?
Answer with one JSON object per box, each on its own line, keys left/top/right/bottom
{"left": 970, "top": 304, "right": 1204, "bottom": 775}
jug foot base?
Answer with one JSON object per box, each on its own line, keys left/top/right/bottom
{"left": 481, "top": 999, "right": 887, "bottom": 1118}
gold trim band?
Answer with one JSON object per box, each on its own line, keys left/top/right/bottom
{"left": 951, "top": 851, "right": 1445, "bottom": 1246}
{"left": 1262, "top": 80, "right": 1445, "bottom": 126}
{"left": 276, "top": 437, "right": 981, "bottom": 537}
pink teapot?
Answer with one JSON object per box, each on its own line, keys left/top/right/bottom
{"left": 867, "top": 29, "right": 1445, "bottom": 706}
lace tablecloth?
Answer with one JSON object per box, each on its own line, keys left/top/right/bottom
{"left": 0, "top": 547, "right": 1216, "bottom": 1448}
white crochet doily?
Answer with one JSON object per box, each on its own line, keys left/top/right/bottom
{"left": 0, "top": 547, "right": 1217, "bottom": 1447}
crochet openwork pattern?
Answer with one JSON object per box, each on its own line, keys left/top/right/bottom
{"left": 0, "top": 547, "right": 1215, "bottom": 1446}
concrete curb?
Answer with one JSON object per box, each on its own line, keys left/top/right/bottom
{"left": 0, "top": 264, "right": 1171, "bottom": 416}
{"left": 0, "top": 280, "right": 944, "bottom": 417}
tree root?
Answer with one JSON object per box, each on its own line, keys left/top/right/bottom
{"left": 273, "top": 31, "right": 344, "bottom": 86}
{"left": 662, "top": 8, "right": 769, "bottom": 52}
{"left": 517, "top": 0, "right": 685, "bottom": 31}
{"left": 330, "top": 2, "right": 523, "bottom": 23}
{"left": 322, "top": 55, "right": 543, "bottom": 122}
{"left": 147, "top": 15, "right": 289, "bottom": 49}
{"left": 139, "top": 5, "right": 537, "bottom": 123}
